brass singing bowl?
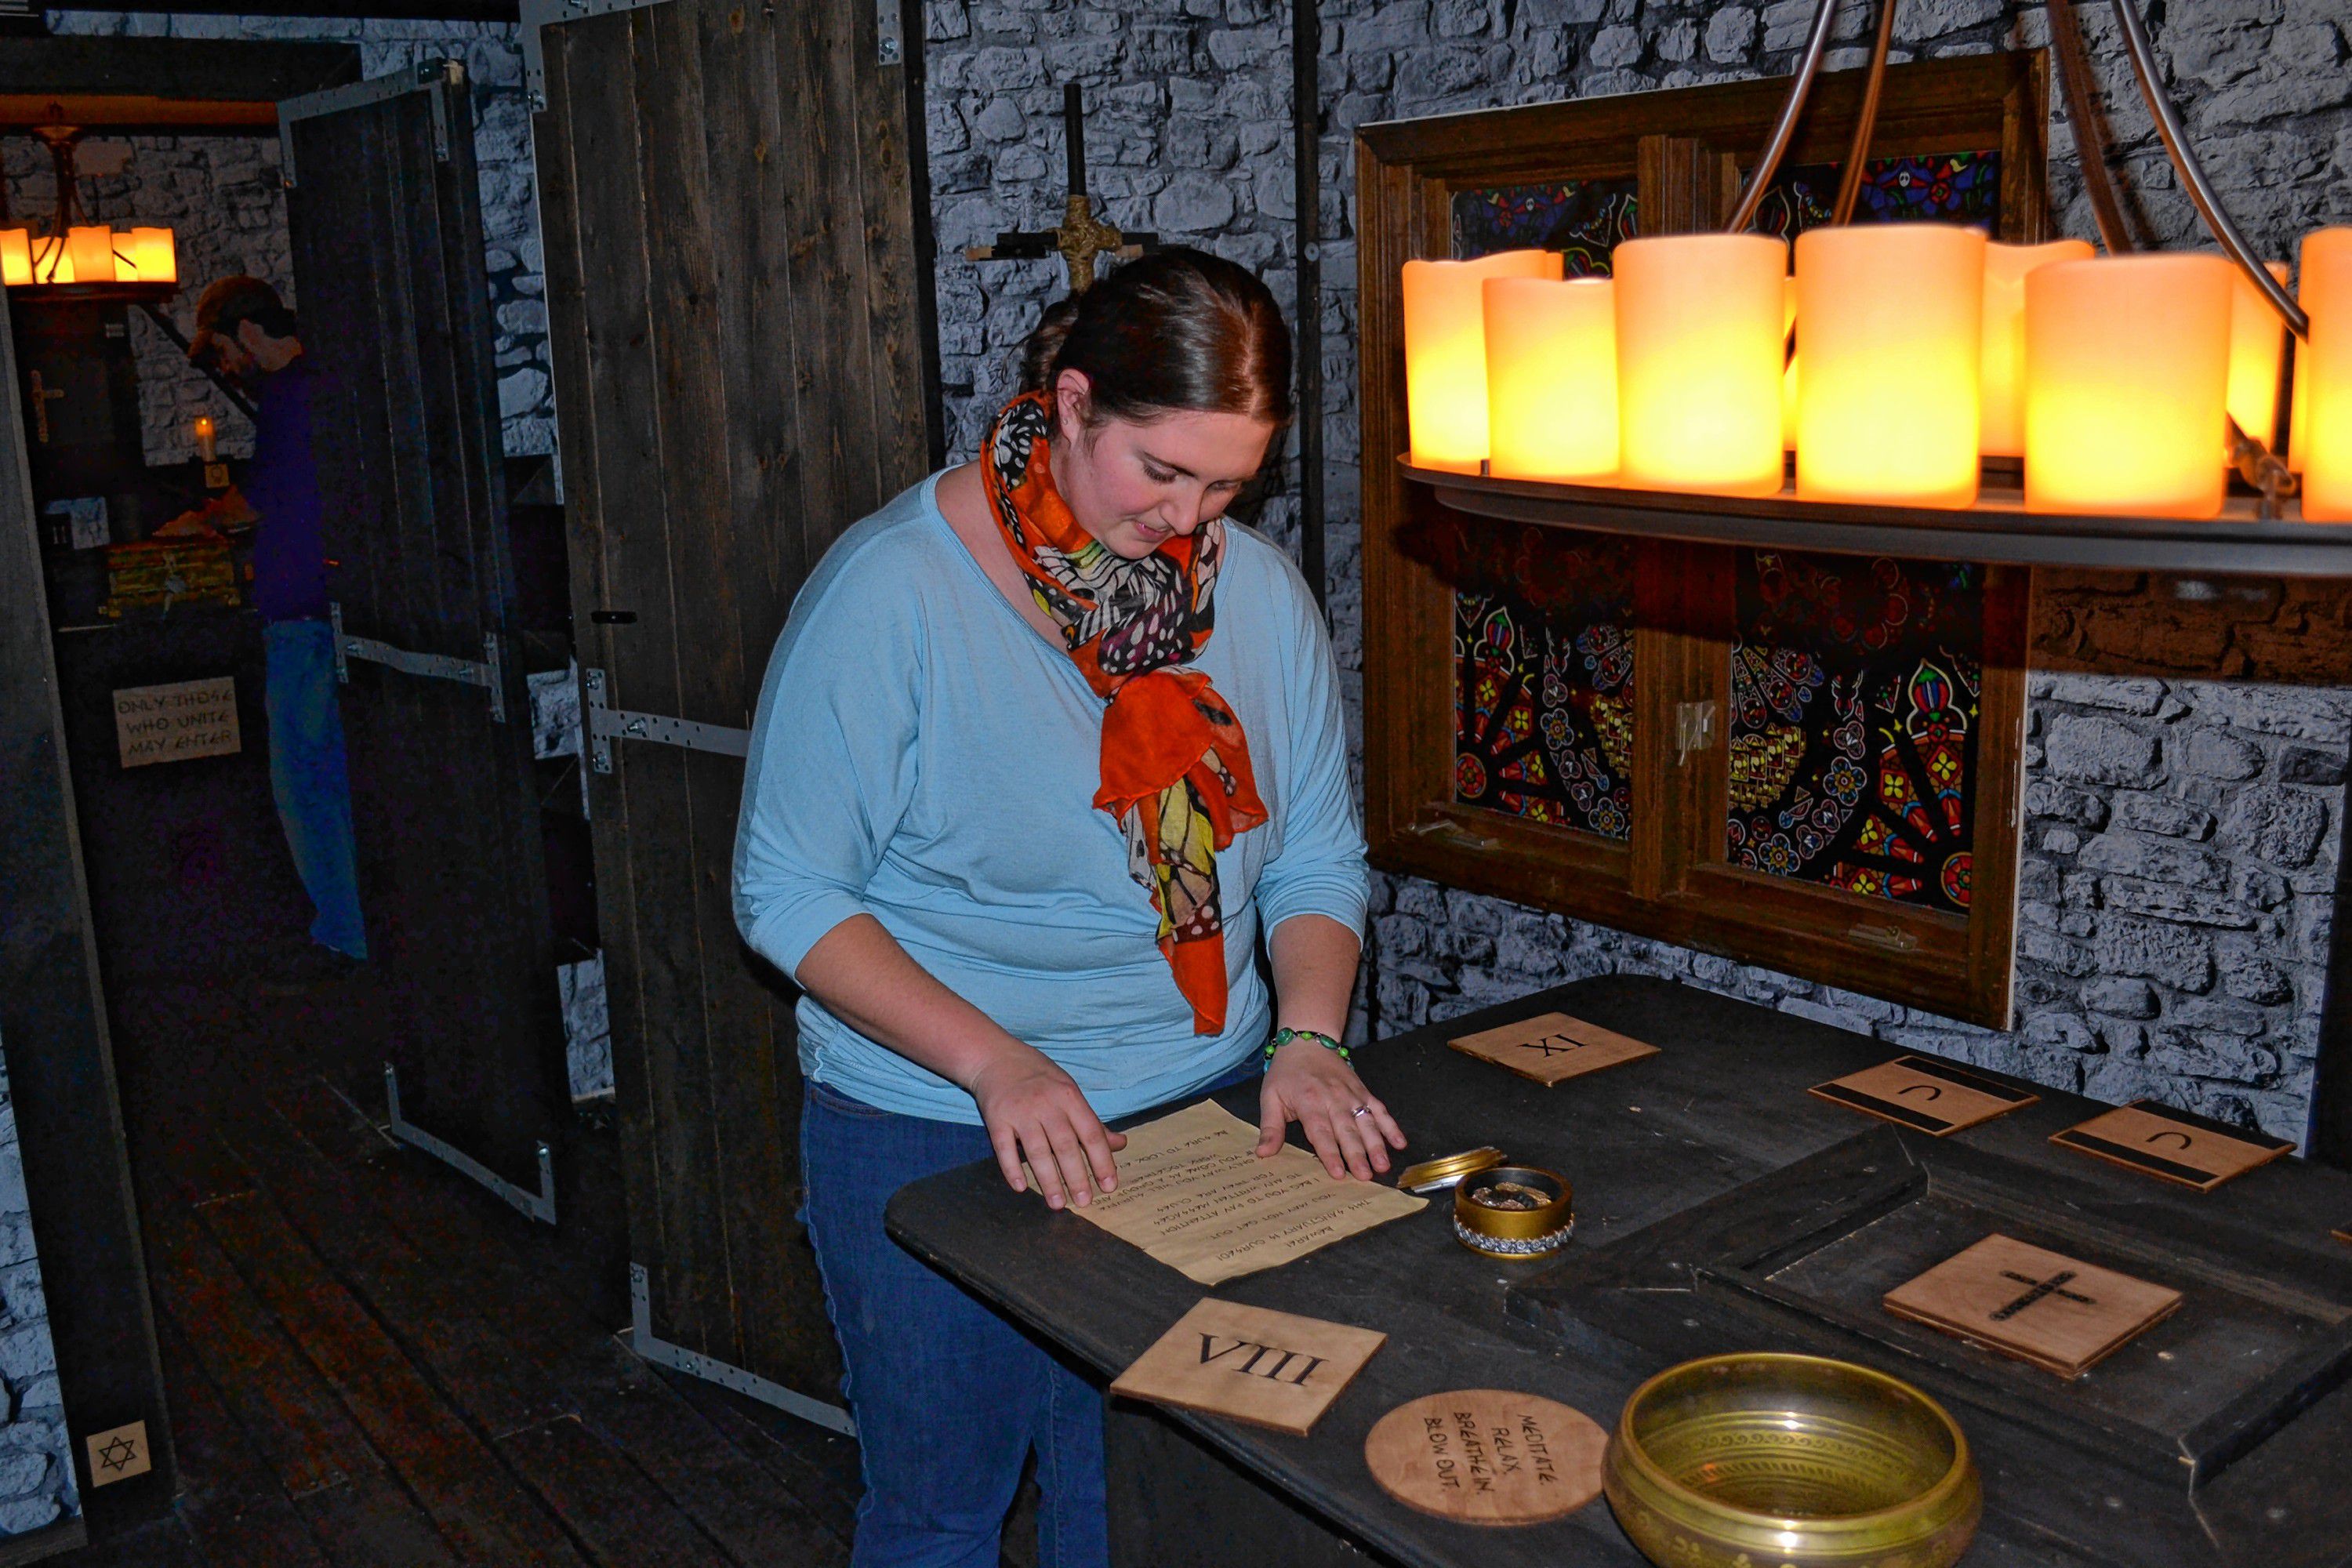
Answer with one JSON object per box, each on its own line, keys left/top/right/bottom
{"left": 1603, "top": 1353, "right": 1980, "bottom": 1568}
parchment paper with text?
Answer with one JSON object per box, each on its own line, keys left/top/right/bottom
{"left": 1047, "top": 1101, "right": 1425, "bottom": 1285}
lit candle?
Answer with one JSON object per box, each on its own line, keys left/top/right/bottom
{"left": 1614, "top": 232, "right": 1788, "bottom": 497}
{"left": 194, "top": 416, "right": 217, "bottom": 463}
{"left": 0, "top": 229, "right": 28, "bottom": 288}
{"left": 66, "top": 225, "right": 117, "bottom": 285}
{"left": 2289, "top": 334, "right": 2307, "bottom": 474}
{"left": 30, "top": 233, "right": 70, "bottom": 285}
{"left": 1796, "top": 223, "right": 1986, "bottom": 508}
{"left": 2301, "top": 227, "right": 2352, "bottom": 523}
{"left": 2224, "top": 260, "right": 2292, "bottom": 452}
{"left": 1780, "top": 275, "right": 1799, "bottom": 452}
{"left": 1403, "top": 249, "right": 1561, "bottom": 473}
{"left": 1980, "top": 238, "right": 2093, "bottom": 459}
{"left": 1482, "top": 276, "right": 1619, "bottom": 484}
{"left": 2025, "top": 254, "right": 2234, "bottom": 519}
{"left": 125, "top": 227, "right": 176, "bottom": 285}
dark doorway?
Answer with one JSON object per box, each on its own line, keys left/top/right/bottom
{"left": 1, "top": 38, "right": 613, "bottom": 1559}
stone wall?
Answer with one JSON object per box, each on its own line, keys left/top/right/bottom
{"left": 3, "top": 130, "right": 292, "bottom": 465}
{"left": 34, "top": 14, "right": 554, "bottom": 460}
{"left": 924, "top": 0, "right": 1305, "bottom": 547}
{"left": 926, "top": 0, "right": 2352, "bottom": 1144}
{"left": 0, "top": 1044, "right": 77, "bottom": 1537}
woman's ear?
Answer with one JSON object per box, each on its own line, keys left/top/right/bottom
{"left": 1053, "top": 368, "right": 1094, "bottom": 435}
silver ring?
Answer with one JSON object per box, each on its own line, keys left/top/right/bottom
{"left": 1350, "top": 1105, "right": 1371, "bottom": 1119}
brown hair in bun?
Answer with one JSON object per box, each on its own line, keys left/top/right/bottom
{"left": 1016, "top": 246, "right": 1293, "bottom": 431}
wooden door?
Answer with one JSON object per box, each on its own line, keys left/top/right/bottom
{"left": 280, "top": 64, "right": 566, "bottom": 1214}
{"left": 0, "top": 285, "right": 174, "bottom": 1537}
{"left": 533, "top": 0, "right": 935, "bottom": 1416}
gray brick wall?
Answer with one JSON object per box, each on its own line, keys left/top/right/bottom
{"left": 3, "top": 132, "right": 292, "bottom": 466}
{"left": 37, "top": 14, "right": 554, "bottom": 459}
{"left": 926, "top": 0, "right": 1306, "bottom": 549}
{"left": 0, "top": 1045, "right": 77, "bottom": 1535}
{"left": 927, "top": 1, "right": 2352, "bottom": 1145}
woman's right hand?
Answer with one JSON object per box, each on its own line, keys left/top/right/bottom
{"left": 966, "top": 1044, "right": 1127, "bottom": 1210}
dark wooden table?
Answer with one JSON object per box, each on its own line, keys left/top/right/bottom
{"left": 886, "top": 976, "right": 2352, "bottom": 1568}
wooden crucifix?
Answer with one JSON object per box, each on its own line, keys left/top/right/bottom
{"left": 964, "top": 84, "right": 1157, "bottom": 292}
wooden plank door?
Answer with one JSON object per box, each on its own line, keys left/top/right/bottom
{"left": 532, "top": 0, "right": 934, "bottom": 1417}
{"left": 280, "top": 64, "right": 566, "bottom": 1216}
{"left": 0, "top": 284, "right": 173, "bottom": 1538}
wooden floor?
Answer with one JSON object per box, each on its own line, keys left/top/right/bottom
{"left": 53, "top": 974, "right": 883, "bottom": 1567}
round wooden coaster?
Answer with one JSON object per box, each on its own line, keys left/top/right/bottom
{"left": 1363, "top": 1388, "right": 1606, "bottom": 1526}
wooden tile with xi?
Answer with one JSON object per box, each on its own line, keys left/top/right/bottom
{"left": 1446, "top": 1011, "right": 1659, "bottom": 1087}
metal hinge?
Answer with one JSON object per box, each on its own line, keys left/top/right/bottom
{"left": 583, "top": 667, "right": 750, "bottom": 773}
{"left": 279, "top": 60, "right": 462, "bottom": 187}
{"left": 1848, "top": 922, "right": 1921, "bottom": 953}
{"left": 1675, "top": 700, "right": 1719, "bottom": 764}
{"left": 519, "top": 0, "right": 677, "bottom": 111}
{"left": 876, "top": 0, "right": 903, "bottom": 65}
{"left": 628, "top": 1263, "right": 855, "bottom": 1436}
{"left": 332, "top": 601, "right": 508, "bottom": 724}
{"left": 1403, "top": 817, "right": 1501, "bottom": 852}
{"left": 383, "top": 1063, "right": 556, "bottom": 1225}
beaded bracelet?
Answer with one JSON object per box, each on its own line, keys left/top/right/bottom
{"left": 1265, "top": 1026, "right": 1351, "bottom": 1062}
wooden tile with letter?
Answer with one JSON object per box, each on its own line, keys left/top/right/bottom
{"left": 2050, "top": 1101, "right": 2295, "bottom": 1191}
{"left": 1809, "top": 1054, "right": 2038, "bottom": 1136}
{"left": 1446, "top": 1011, "right": 1659, "bottom": 1087}
{"left": 1883, "top": 1233, "right": 2183, "bottom": 1380}
{"left": 1109, "top": 1298, "right": 1385, "bottom": 1436}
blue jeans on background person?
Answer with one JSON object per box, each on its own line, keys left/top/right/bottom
{"left": 263, "top": 619, "right": 367, "bottom": 960}
{"left": 800, "top": 1058, "right": 1258, "bottom": 1568}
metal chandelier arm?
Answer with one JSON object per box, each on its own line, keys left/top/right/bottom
{"left": 2110, "top": 0, "right": 2310, "bottom": 339}
{"left": 1726, "top": 0, "right": 1841, "bottom": 233}
{"left": 2047, "top": 0, "right": 2132, "bottom": 254}
{"left": 1831, "top": 0, "right": 1897, "bottom": 225}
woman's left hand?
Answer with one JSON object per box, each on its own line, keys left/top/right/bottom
{"left": 1256, "top": 1038, "right": 1408, "bottom": 1181}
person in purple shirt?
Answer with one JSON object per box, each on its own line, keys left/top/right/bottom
{"left": 191, "top": 277, "right": 366, "bottom": 965}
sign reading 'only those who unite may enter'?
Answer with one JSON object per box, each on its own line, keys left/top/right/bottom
{"left": 113, "top": 676, "right": 240, "bottom": 768}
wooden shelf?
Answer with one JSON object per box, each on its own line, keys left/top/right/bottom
{"left": 1402, "top": 458, "right": 2352, "bottom": 578}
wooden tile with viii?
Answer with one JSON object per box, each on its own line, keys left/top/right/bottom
{"left": 1883, "top": 1233, "right": 2182, "bottom": 1380}
{"left": 1446, "top": 1011, "right": 1659, "bottom": 1087}
{"left": 2050, "top": 1100, "right": 2296, "bottom": 1191}
{"left": 1111, "top": 1298, "right": 1385, "bottom": 1436}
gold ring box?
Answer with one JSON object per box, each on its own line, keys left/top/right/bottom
{"left": 1403, "top": 1148, "right": 1574, "bottom": 1260}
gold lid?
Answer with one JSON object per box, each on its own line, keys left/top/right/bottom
{"left": 1399, "top": 1145, "right": 1506, "bottom": 1193}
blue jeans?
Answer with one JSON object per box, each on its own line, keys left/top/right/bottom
{"left": 801, "top": 1058, "right": 1255, "bottom": 1568}
{"left": 264, "top": 619, "right": 367, "bottom": 959}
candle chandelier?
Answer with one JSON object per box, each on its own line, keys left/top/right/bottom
{"left": 1400, "top": 0, "right": 2350, "bottom": 524}
{"left": 0, "top": 125, "right": 178, "bottom": 293}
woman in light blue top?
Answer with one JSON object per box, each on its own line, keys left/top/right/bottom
{"left": 735, "top": 249, "right": 1402, "bottom": 1567}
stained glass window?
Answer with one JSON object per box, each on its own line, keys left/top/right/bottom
{"left": 1726, "top": 550, "right": 1983, "bottom": 914}
{"left": 1719, "top": 149, "right": 1998, "bottom": 912}
{"left": 1445, "top": 524, "right": 1636, "bottom": 840}
{"left": 1451, "top": 179, "right": 1639, "bottom": 274}
{"left": 1443, "top": 179, "right": 1639, "bottom": 840}
{"left": 1744, "top": 151, "right": 2003, "bottom": 241}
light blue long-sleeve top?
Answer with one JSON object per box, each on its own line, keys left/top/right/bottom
{"left": 732, "top": 471, "right": 1369, "bottom": 1125}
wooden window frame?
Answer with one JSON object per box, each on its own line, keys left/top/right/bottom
{"left": 1358, "top": 53, "right": 2048, "bottom": 1027}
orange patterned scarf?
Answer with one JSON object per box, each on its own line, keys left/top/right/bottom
{"left": 981, "top": 392, "right": 1267, "bottom": 1034}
